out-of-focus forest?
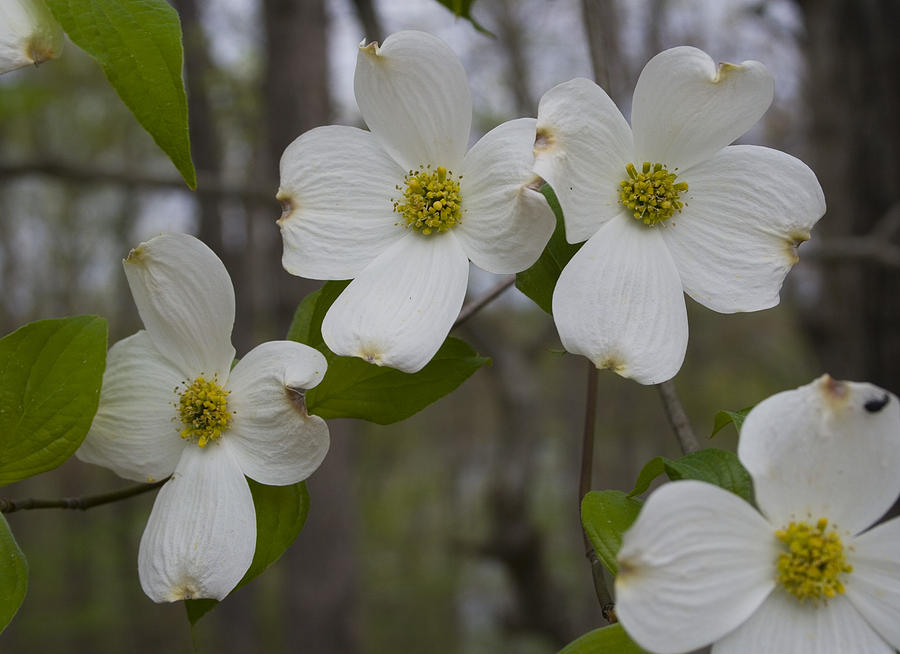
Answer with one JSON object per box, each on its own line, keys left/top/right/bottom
{"left": 1, "top": 0, "right": 897, "bottom": 652}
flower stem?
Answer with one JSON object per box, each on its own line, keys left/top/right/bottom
{"left": 0, "top": 479, "right": 168, "bottom": 514}
{"left": 657, "top": 379, "right": 700, "bottom": 454}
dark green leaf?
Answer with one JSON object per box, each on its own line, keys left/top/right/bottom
{"left": 710, "top": 406, "right": 753, "bottom": 438}
{"left": 581, "top": 490, "right": 642, "bottom": 576}
{"left": 559, "top": 623, "right": 649, "bottom": 654}
{"left": 628, "top": 449, "right": 754, "bottom": 504}
{"left": 0, "top": 515, "right": 28, "bottom": 634}
{"left": 45, "top": 0, "right": 196, "bottom": 188}
{"left": 0, "top": 316, "right": 107, "bottom": 486}
{"left": 515, "top": 184, "right": 582, "bottom": 313}
{"left": 185, "top": 480, "right": 311, "bottom": 624}
{"left": 434, "top": 0, "right": 493, "bottom": 35}
{"left": 286, "top": 281, "right": 350, "bottom": 350}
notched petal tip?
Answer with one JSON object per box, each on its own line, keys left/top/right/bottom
{"left": 595, "top": 355, "right": 627, "bottom": 376}
{"left": 358, "top": 39, "right": 381, "bottom": 56}
{"left": 124, "top": 243, "right": 147, "bottom": 265}
{"left": 785, "top": 230, "right": 811, "bottom": 264}
{"left": 525, "top": 175, "right": 545, "bottom": 193}
{"left": 817, "top": 373, "right": 851, "bottom": 407}
{"left": 285, "top": 386, "right": 309, "bottom": 417}
{"left": 714, "top": 61, "right": 743, "bottom": 82}
{"left": 534, "top": 127, "right": 555, "bottom": 153}
{"left": 167, "top": 580, "right": 204, "bottom": 602}
{"left": 276, "top": 190, "right": 295, "bottom": 226}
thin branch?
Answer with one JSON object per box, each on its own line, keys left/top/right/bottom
{"left": 657, "top": 379, "right": 700, "bottom": 454}
{"left": 453, "top": 276, "right": 515, "bottom": 329}
{"left": 803, "top": 200, "right": 900, "bottom": 268}
{"left": 1, "top": 478, "right": 167, "bottom": 514}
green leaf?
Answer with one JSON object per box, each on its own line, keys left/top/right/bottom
{"left": 710, "top": 406, "right": 753, "bottom": 438}
{"left": 0, "top": 515, "right": 28, "bottom": 634}
{"left": 45, "top": 0, "right": 196, "bottom": 188}
{"left": 288, "top": 281, "right": 490, "bottom": 425}
{"left": 434, "top": 0, "right": 493, "bottom": 35}
{"left": 627, "top": 449, "right": 754, "bottom": 504}
{"left": 515, "top": 184, "right": 582, "bottom": 313}
{"left": 559, "top": 623, "right": 649, "bottom": 654}
{"left": 0, "top": 316, "right": 107, "bottom": 486}
{"left": 581, "top": 490, "right": 642, "bottom": 576}
{"left": 185, "top": 479, "right": 311, "bottom": 624}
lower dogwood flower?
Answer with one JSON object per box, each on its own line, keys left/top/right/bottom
{"left": 534, "top": 47, "right": 826, "bottom": 384}
{"left": 277, "top": 30, "right": 554, "bottom": 373}
{"left": 77, "top": 233, "right": 330, "bottom": 602}
{"left": 615, "top": 375, "right": 900, "bottom": 654}
{"left": 0, "top": 0, "right": 63, "bottom": 74}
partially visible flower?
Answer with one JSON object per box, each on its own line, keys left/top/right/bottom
{"left": 77, "top": 233, "right": 330, "bottom": 602}
{"left": 0, "top": 0, "right": 63, "bottom": 75}
{"left": 615, "top": 375, "right": 900, "bottom": 654}
{"left": 277, "top": 30, "right": 555, "bottom": 373}
{"left": 534, "top": 47, "right": 826, "bottom": 384}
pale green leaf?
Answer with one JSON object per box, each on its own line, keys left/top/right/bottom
{"left": 0, "top": 515, "right": 28, "bottom": 634}
{"left": 581, "top": 490, "right": 642, "bottom": 576}
{"left": 559, "top": 623, "right": 649, "bottom": 654}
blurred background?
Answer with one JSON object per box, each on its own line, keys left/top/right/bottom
{"left": 1, "top": 0, "right": 897, "bottom": 651}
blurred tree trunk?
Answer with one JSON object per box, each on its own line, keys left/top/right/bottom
{"left": 798, "top": 0, "right": 900, "bottom": 388}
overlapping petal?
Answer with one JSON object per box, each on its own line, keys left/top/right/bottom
{"left": 845, "top": 517, "right": 900, "bottom": 649}
{"left": 138, "top": 444, "right": 256, "bottom": 602}
{"left": 712, "top": 592, "right": 893, "bottom": 654}
{"left": 533, "top": 77, "right": 633, "bottom": 243}
{"left": 632, "top": 46, "right": 774, "bottom": 171}
{"left": 738, "top": 376, "right": 900, "bottom": 535}
{"left": 123, "top": 233, "right": 235, "bottom": 380}
{"left": 278, "top": 125, "right": 407, "bottom": 279}
{"left": 663, "top": 145, "right": 826, "bottom": 312}
{"left": 0, "top": 0, "right": 63, "bottom": 74}
{"left": 76, "top": 331, "right": 185, "bottom": 483}
{"left": 226, "top": 341, "right": 330, "bottom": 485}
{"left": 454, "top": 118, "right": 555, "bottom": 273}
{"left": 616, "top": 481, "right": 777, "bottom": 654}
{"left": 552, "top": 213, "right": 688, "bottom": 384}
{"left": 321, "top": 231, "right": 469, "bottom": 374}
{"left": 354, "top": 30, "right": 471, "bottom": 171}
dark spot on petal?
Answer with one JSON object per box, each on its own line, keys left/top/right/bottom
{"left": 865, "top": 393, "right": 890, "bottom": 413}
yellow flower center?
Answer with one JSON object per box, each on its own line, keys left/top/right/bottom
{"left": 618, "top": 161, "right": 688, "bottom": 226}
{"left": 393, "top": 165, "right": 462, "bottom": 235}
{"left": 775, "top": 518, "right": 852, "bottom": 603}
{"left": 177, "top": 375, "right": 232, "bottom": 448}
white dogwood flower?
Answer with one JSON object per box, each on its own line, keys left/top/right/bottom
{"left": 534, "top": 47, "right": 826, "bottom": 384}
{"left": 277, "top": 30, "right": 555, "bottom": 373}
{"left": 0, "top": 0, "right": 63, "bottom": 74}
{"left": 77, "top": 233, "right": 330, "bottom": 602}
{"left": 615, "top": 375, "right": 900, "bottom": 654}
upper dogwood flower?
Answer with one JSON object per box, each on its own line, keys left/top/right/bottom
{"left": 0, "top": 0, "right": 63, "bottom": 75}
{"left": 615, "top": 375, "right": 900, "bottom": 654}
{"left": 277, "top": 30, "right": 555, "bottom": 373}
{"left": 77, "top": 233, "right": 330, "bottom": 602}
{"left": 534, "top": 47, "right": 826, "bottom": 384}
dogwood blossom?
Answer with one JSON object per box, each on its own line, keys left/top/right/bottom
{"left": 0, "top": 0, "right": 63, "bottom": 74}
{"left": 277, "top": 30, "right": 555, "bottom": 373}
{"left": 77, "top": 233, "right": 330, "bottom": 602}
{"left": 534, "top": 47, "right": 826, "bottom": 384}
{"left": 615, "top": 375, "right": 900, "bottom": 654}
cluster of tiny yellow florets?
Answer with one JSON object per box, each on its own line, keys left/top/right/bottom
{"left": 393, "top": 165, "right": 462, "bottom": 235}
{"left": 775, "top": 517, "right": 853, "bottom": 603}
{"left": 618, "top": 161, "right": 688, "bottom": 226}
{"left": 176, "top": 375, "right": 232, "bottom": 448}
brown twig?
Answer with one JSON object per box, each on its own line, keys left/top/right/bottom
{"left": 1, "top": 478, "right": 167, "bottom": 514}
{"left": 657, "top": 379, "right": 700, "bottom": 454}
{"left": 453, "top": 276, "right": 515, "bottom": 329}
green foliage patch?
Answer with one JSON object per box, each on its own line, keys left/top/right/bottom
{"left": 0, "top": 515, "right": 28, "bottom": 634}
{"left": 559, "top": 623, "right": 649, "bottom": 654}
{"left": 627, "top": 448, "right": 754, "bottom": 503}
{"left": 580, "top": 490, "right": 642, "bottom": 576}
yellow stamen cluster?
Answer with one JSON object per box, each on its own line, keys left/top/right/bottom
{"left": 618, "top": 161, "right": 688, "bottom": 226}
{"left": 775, "top": 518, "right": 852, "bottom": 603}
{"left": 393, "top": 165, "right": 462, "bottom": 235}
{"left": 177, "top": 376, "right": 232, "bottom": 448}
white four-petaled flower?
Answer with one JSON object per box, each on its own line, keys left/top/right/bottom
{"left": 77, "top": 233, "right": 330, "bottom": 602}
{"left": 534, "top": 47, "right": 826, "bottom": 384}
{"left": 277, "top": 30, "right": 555, "bottom": 373}
{"left": 0, "top": 0, "right": 63, "bottom": 75}
{"left": 616, "top": 375, "right": 900, "bottom": 654}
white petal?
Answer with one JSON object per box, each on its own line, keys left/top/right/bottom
{"left": 76, "top": 331, "right": 186, "bottom": 483}
{"left": 533, "top": 78, "right": 634, "bottom": 243}
{"left": 663, "top": 145, "right": 826, "bottom": 312}
{"left": 616, "top": 481, "right": 776, "bottom": 654}
{"left": 454, "top": 118, "right": 555, "bottom": 273}
{"left": 738, "top": 375, "right": 900, "bottom": 535}
{"left": 0, "top": 0, "right": 63, "bottom": 74}
{"left": 551, "top": 213, "right": 688, "bottom": 385}
{"left": 355, "top": 30, "right": 471, "bottom": 171}
{"left": 124, "top": 233, "right": 235, "bottom": 380}
{"left": 322, "top": 231, "right": 469, "bottom": 373}
{"left": 712, "top": 592, "right": 892, "bottom": 654}
{"left": 226, "top": 341, "right": 330, "bottom": 485}
{"left": 845, "top": 517, "right": 900, "bottom": 649}
{"left": 138, "top": 444, "right": 256, "bottom": 602}
{"left": 278, "top": 125, "right": 408, "bottom": 280}
{"left": 632, "top": 46, "right": 774, "bottom": 171}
